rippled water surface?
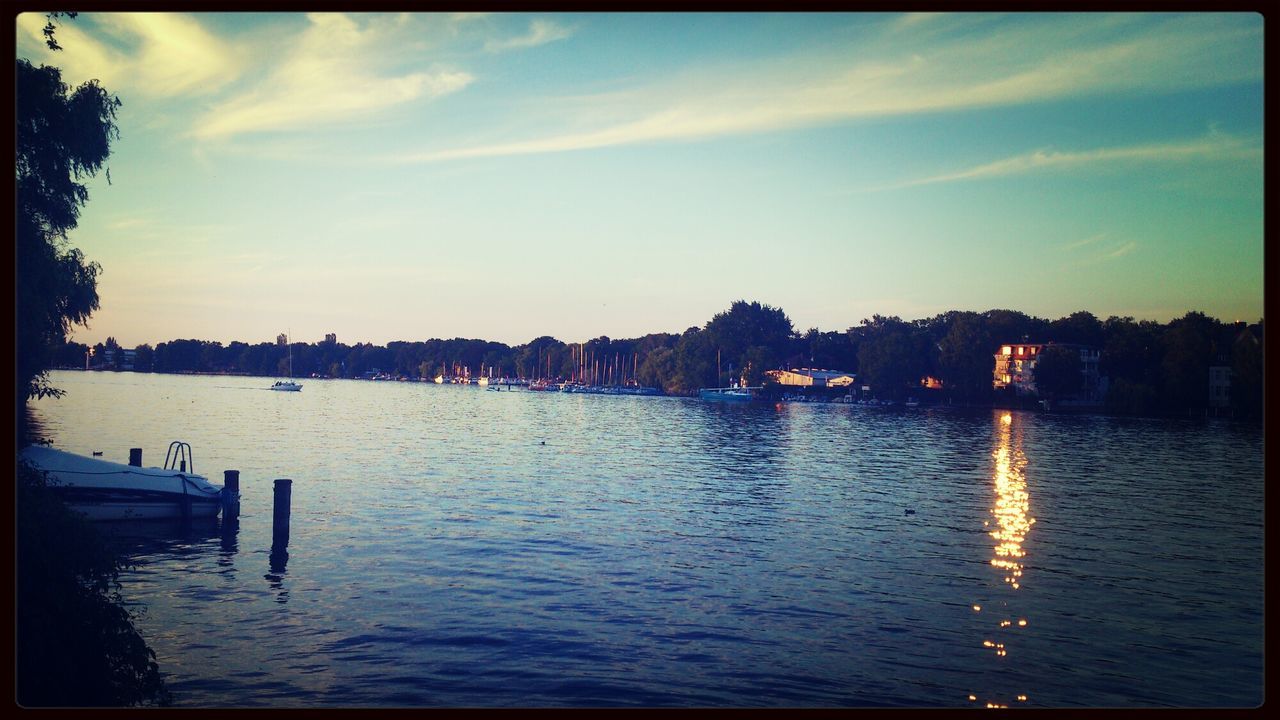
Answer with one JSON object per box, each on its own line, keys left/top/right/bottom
{"left": 31, "top": 371, "right": 1263, "bottom": 707}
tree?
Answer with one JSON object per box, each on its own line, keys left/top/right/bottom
{"left": 855, "top": 316, "right": 928, "bottom": 400}
{"left": 133, "top": 344, "right": 154, "bottom": 373}
{"left": 16, "top": 56, "right": 121, "bottom": 407}
{"left": 1160, "top": 311, "right": 1219, "bottom": 414}
{"left": 673, "top": 327, "right": 716, "bottom": 393}
{"left": 1033, "top": 345, "right": 1082, "bottom": 400}
{"left": 1049, "top": 310, "right": 1104, "bottom": 348}
{"left": 935, "top": 311, "right": 995, "bottom": 402}
{"left": 1229, "top": 324, "right": 1263, "bottom": 420}
{"left": 17, "top": 462, "right": 170, "bottom": 706}
{"left": 704, "top": 300, "right": 794, "bottom": 378}
{"left": 17, "top": 17, "right": 169, "bottom": 707}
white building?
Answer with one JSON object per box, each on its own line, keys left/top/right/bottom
{"left": 765, "top": 368, "right": 857, "bottom": 387}
{"left": 993, "top": 343, "right": 1101, "bottom": 399}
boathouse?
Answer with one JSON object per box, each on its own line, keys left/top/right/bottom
{"left": 765, "top": 368, "right": 857, "bottom": 387}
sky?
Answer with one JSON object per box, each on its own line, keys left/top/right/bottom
{"left": 15, "top": 11, "right": 1265, "bottom": 348}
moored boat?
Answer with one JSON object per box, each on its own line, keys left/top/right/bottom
{"left": 20, "top": 442, "right": 224, "bottom": 521}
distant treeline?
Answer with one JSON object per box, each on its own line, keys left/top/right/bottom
{"left": 57, "top": 301, "right": 1262, "bottom": 419}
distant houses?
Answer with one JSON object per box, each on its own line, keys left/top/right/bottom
{"left": 93, "top": 347, "right": 136, "bottom": 371}
{"left": 1207, "top": 321, "right": 1263, "bottom": 416}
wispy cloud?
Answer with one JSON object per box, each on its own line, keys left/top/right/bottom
{"left": 1062, "top": 233, "right": 1108, "bottom": 251}
{"left": 484, "top": 18, "right": 575, "bottom": 52}
{"left": 1070, "top": 239, "right": 1141, "bottom": 267}
{"left": 397, "top": 13, "right": 1261, "bottom": 164}
{"left": 1104, "top": 241, "right": 1138, "bottom": 260}
{"left": 191, "top": 13, "right": 472, "bottom": 140}
{"left": 1062, "top": 238, "right": 1139, "bottom": 269}
{"left": 884, "top": 132, "right": 1261, "bottom": 189}
{"left": 17, "top": 12, "right": 241, "bottom": 96}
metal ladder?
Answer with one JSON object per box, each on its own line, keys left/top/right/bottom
{"left": 164, "top": 441, "right": 194, "bottom": 474}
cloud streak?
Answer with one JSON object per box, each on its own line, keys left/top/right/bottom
{"left": 192, "top": 13, "right": 472, "bottom": 140}
{"left": 484, "top": 18, "right": 575, "bottom": 52}
{"left": 17, "top": 12, "right": 241, "bottom": 96}
{"left": 885, "top": 132, "right": 1261, "bottom": 189}
{"left": 397, "top": 13, "right": 1261, "bottom": 164}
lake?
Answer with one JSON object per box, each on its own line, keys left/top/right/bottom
{"left": 29, "top": 370, "right": 1264, "bottom": 708}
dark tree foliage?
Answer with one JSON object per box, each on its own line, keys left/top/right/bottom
{"left": 1229, "top": 324, "right": 1263, "bottom": 420}
{"left": 17, "top": 24, "right": 172, "bottom": 707}
{"left": 935, "top": 311, "right": 996, "bottom": 402}
{"left": 1033, "top": 345, "right": 1083, "bottom": 400}
{"left": 1160, "top": 311, "right": 1219, "bottom": 413}
{"left": 1049, "top": 310, "right": 1105, "bottom": 348}
{"left": 674, "top": 327, "right": 717, "bottom": 390}
{"left": 704, "top": 300, "right": 794, "bottom": 383}
{"left": 17, "top": 461, "right": 171, "bottom": 707}
{"left": 16, "top": 58, "right": 120, "bottom": 405}
{"left": 855, "top": 316, "right": 929, "bottom": 400}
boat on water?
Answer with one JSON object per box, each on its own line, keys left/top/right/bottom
{"left": 20, "top": 442, "right": 223, "bottom": 521}
{"left": 698, "top": 385, "right": 762, "bottom": 402}
{"left": 271, "top": 332, "right": 303, "bottom": 391}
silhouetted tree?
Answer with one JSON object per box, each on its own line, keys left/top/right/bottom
{"left": 1230, "top": 323, "right": 1263, "bottom": 419}
{"left": 1033, "top": 345, "right": 1082, "bottom": 400}
{"left": 935, "top": 311, "right": 995, "bottom": 402}
{"left": 704, "top": 300, "right": 794, "bottom": 380}
{"left": 855, "top": 316, "right": 929, "bottom": 400}
{"left": 16, "top": 57, "right": 121, "bottom": 405}
{"left": 1160, "top": 311, "right": 1219, "bottom": 414}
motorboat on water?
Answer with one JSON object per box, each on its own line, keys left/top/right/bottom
{"left": 19, "top": 442, "right": 223, "bottom": 521}
{"left": 698, "top": 385, "right": 761, "bottom": 402}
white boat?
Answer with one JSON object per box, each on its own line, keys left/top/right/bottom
{"left": 271, "top": 332, "right": 303, "bottom": 391}
{"left": 20, "top": 442, "right": 224, "bottom": 521}
{"left": 698, "top": 386, "right": 761, "bottom": 402}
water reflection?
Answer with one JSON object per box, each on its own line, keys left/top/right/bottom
{"left": 972, "top": 411, "right": 1036, "bottom": 708}
{"left": 220, "top": 515, "right": 240, "bottom": 555}
{"left": 100, "top": 517, "right": 223, "bottom": 560}
{"left": 990, "top": 412, "right": 1034, "bottom": 590}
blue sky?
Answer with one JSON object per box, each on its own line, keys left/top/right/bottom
{"left": 16, "top": 12, "right": 1264, "bottom": 347}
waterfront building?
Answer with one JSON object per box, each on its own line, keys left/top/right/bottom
{"left": 1209, "top": 321, "right": 1264, "bottom": 414}
{"left": 765, "top": 368, "right": 857, "bottom": 387}
{"left": 993, "top": 342, "right": 1101, "bottom": 399}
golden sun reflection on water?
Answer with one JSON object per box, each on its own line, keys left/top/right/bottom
{"left": 969, "top": 411, "right": 1036, "bottom": 708}
{"left": 991, "top": 412, "right": 1035, "bottom": 590}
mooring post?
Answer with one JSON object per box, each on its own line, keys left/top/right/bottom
{"left": 129, "top": 448, "right": 142, "bottom": 467}
{"left": 222, "top": 470, "right": 241, "bottom": 520}
{"left": 272, "top": 479, "right": 292, "bottom": 549}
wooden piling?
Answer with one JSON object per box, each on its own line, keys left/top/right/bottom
{"left": 221, "top": 470, "right": 241, "bottom": 519}
{"left": 272, "top": 478, "right": 292, "bottom": 549}
{"left": 129, "top": 448, "right": 142, "bottom": 467}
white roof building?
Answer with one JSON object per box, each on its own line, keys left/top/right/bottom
{"left": 766, "top": 368, "right": 857, "bottom": 387}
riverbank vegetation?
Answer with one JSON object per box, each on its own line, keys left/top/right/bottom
{"left": 17, "top": 451, "right": 172, "bottom": 706}
{"left": 62, "top": 302, "right": 1262, "bottom": 420}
